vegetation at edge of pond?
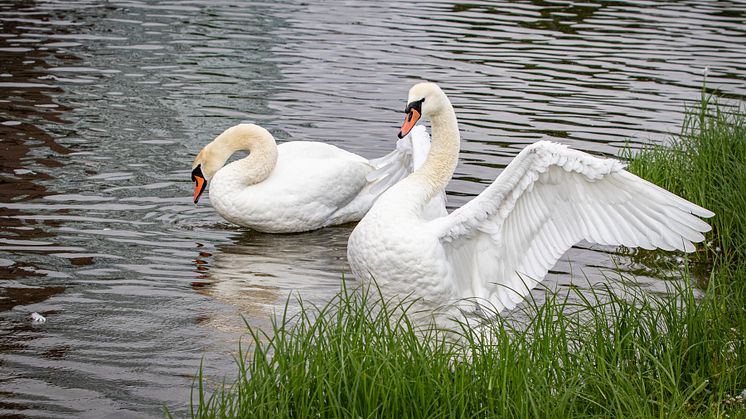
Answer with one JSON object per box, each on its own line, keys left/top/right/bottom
{"left": 622, "top": 92, "right": 746, "bottom": 270}
{"left": 184, "top": 272, "right": 746, "bottom": 418}
{"left": 183, "top": 96, "right": 746, "bottom": 418}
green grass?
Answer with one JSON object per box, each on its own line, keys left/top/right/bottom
{"left": 622, "top": 93, "right": 746, "bottom": 268}
{"left": 186, "top": 274, "right": 745, "bottom": 418}
{"left": 184, "top": 96, "right": 746, "bottom": 418}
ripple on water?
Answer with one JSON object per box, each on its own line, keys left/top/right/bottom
{"left": 0, "top": 0, "right": 745, "bottom": 417}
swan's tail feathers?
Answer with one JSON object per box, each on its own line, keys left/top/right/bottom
{"left": 366, "top": 125, "right": 431, "bottom": 196}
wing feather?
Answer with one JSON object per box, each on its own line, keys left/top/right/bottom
{"left": 429, "top": 141, "right": 713, "bottom": 312}
{"left": 366, "top": 125, "right": 447, "bottom": 220}
{"left": 366, "top": 125, "right": 431, "bottom": 195}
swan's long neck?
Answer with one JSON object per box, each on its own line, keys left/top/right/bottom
{"left": 411, "top": 99, "right": 460, "bottom": 201}
{"left": 203, "top": 124, "right": 278, "bottom": 185}
{"left": 374, "top": 94, "right": 459, "bottom": 218}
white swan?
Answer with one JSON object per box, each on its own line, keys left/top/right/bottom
{"left": 347, "top": 82, "right": 714, "bottom": 322}
{"left": 191, "top": 123, "right": 433, "bottom": 233}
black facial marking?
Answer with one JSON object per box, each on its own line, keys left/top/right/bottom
{"left": 404, "top": 98, "right": 425, "bottom": 114}
{"left": 191, "top": 164, "right": 204, "bottom": 182}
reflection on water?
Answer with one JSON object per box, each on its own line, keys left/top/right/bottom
{"left": 0, "top": 0, "right": 744, "bottom": 416}
{"left": 194, "top": 226, "right": 352, "bottom": 334}
{"left": 0, "top": 2, "right": 71, "bottom": 307}
{"left": 0, "top": 6, "right": 77, "bottom": 418}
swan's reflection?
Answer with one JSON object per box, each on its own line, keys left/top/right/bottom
{"left": 192, "top": 224, "right": 354, "bottom": 333}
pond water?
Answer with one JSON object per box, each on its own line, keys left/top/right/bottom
{"left": 1, "top": 0, "right": 745, "bottom": 417}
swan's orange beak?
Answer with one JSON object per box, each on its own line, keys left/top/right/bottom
{"left": 398, "top": 98, "right": 425, "bottom": 139}
{"left": 398, "top": 108, "right": 421, "bottom": 139}
{"left": 191, "top": 164, "right": 207, "bottom": 204}
{"left": 193, "top": 176, "right": 206, "bottom": 204}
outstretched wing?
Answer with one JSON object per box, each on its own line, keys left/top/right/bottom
{"left": 428, "top": 141, "right": 714, "bottom": 312}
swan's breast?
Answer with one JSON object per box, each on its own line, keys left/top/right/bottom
{"left": 348, "top": 212, "right": 453, "bottom": 300}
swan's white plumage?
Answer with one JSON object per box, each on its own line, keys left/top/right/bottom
{"left": 431, "top": 141, "right": 713, "bottom": 312}
{"left": 366, "top": 126, "right": 447, "bottom": 220}
{"left": 195, "top": 124, "right": 433, "bottom": 233}
{"left": 347, "top": 82, "right": 713, "bottom": 323}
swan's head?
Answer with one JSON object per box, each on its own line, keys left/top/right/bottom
{"left": 191, "top": 146, "right": 214, "bottom": 204}
{"left": 398, "top": 82, "right": 448, "bottom": 139}
{"left": 190, "top": 125, "right": 244, "bottom": 204}
{"left": 190, "top": 124, "right": 276, "bottom": 204}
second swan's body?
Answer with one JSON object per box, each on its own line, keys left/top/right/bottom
{"left": 191, "top": 124, "right": 432, "bottom": 233}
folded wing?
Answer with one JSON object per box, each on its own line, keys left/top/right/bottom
{"left": 367, "top": 125, "right": 447, "bottom": 219}
{"left": 367, "top": 125, "right": 431, "bottom": 194}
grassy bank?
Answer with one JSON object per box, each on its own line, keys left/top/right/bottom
{"left": 186, "top": 97, "right": 746, "bottom": 418}
{"left": 188, "top": 277, "right": 745, "bottom": 418}
{"left": 623, "top": 94, "right": 746, "bottom": 268}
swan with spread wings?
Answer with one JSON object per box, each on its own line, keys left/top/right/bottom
{"left": 347, "top": 82, "right": 713, "bottom": 322}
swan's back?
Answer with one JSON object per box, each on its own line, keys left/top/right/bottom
{"left": 277, "top": 141, "right": 368, "bottom": 163}
{"left": 206, "top": 128, "right": 435, "bottom": 233}
{"left": 210, "top": 141, "right": 371, "bottom": 232}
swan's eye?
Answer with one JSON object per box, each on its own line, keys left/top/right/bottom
{"left": 191, "top": 164, "right": 203, "bottom": 182}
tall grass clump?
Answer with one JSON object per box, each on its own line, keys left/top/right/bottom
{"left": 615, "top": 92, "right": 746, "bottom": 415}
{"left": 188, "top": 274, "right": 746, "bottom": 418}
{"left": 186, "top": 95, "right": 746, "bottom": 418}
{"left": 622, "top": 93, "right": 746, "bottom": 268}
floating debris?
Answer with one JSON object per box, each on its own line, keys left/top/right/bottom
{"left": 30, "top": 312, "right": 46, "bottom": 324}
{"left": 13, "top": 168, "right": 35, "bottom": 175}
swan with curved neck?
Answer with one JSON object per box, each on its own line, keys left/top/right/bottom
{"left": 192, "top": 124, "right": 278, "bottom": 204}
{"left": 192, "top": 123, "right": 433, "bottom": 233}
{"left": 347, "top": 82, "right": 714, "bottom": 326}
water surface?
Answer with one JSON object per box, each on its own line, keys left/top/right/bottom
{"left": 1, "top": 0, "right": 745, "bottom": 417}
